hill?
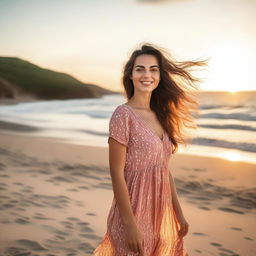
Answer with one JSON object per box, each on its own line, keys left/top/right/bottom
{"left": 0, "top": 57, "right": 116, "bottom": 101}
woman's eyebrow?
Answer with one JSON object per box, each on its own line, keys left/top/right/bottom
{"left": 134, "top": 65, "right": 159, "bottom": 68}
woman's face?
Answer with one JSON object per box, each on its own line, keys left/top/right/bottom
{"left": 130, "top": 54, "right": 160, "bottom": 93}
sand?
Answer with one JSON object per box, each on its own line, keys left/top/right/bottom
{"left": 0, "top": 129, "right": 255, "bottom": 256}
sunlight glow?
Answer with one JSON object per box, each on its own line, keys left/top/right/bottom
{"left": 217, "top": 151, "right": 242, "bottom": 162}
{"left": 205, "top": 39, "right": 254, "bottom": 92}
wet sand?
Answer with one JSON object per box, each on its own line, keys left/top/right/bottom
{"left": 0, "top": 130, "right": 255, "bottom": 256}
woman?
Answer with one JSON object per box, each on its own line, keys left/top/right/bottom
{"left": 93, "top": 43, "right": 207, "bottom": 256}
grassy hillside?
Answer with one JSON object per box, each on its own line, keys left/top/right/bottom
{"left": 0, "top": 57, "right": 116, "bottom": 100}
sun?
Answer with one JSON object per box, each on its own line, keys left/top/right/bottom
{"left": 203, "top": 38, "right": 254, "bottom": 92}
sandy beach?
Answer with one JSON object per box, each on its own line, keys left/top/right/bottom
{"left": 0, "top": 128, "right": 255, "bottom": 256}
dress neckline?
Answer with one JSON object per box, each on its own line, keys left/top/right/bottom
{"left": 123, "top": 103, "right": 165, "bottom": 142}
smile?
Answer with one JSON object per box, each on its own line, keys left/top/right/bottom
{"left": 140, "top": 81, "right": 153, "bottom": 85}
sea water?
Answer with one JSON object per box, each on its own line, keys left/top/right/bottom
{"left": 0, "top": 91, "right": 255, "bottom": 164}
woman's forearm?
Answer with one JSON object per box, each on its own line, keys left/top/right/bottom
{"left": 169, "top": 171, "right": 184, "bottom": 218}
{"left": 110, "top": 173, "right": 137, "bottom": 226}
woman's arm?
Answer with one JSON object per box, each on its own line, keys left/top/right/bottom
{"left": 108, "top": 137, "right": 144, "bottom": 253}
{"left": 108, "top": 137, "right": 137, "bottom": 226}
{"left": 168, "top": 162, "right": 190, "bottom": 237}
{"left": 168, "top": 164, "right": 185, "bottom": 219}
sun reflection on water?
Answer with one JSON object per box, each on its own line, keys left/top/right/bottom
{"left": 217, "top": 151, "right": 242, "bottom": 162}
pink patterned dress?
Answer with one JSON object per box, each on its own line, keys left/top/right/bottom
{"left": 93, "top": 103, "right": 189, "bottom": 256}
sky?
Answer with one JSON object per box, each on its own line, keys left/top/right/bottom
{"left": 0, "top": 0, "right": 255, "bottom": 92}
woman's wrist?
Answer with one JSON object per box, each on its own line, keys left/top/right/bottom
{"left": 122, "top": 215, "right": 137, "bottom": 227}
{"left": 172, "top": 199, "right": 184, "bottom": 218}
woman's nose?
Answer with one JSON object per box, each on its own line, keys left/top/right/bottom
{"left": 142, "top": 70, "right": 151, "bottom": 77}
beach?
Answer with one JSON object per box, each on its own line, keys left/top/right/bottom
{"left": 0, "top": 128, "right": 255, "bottom": 256}
{"left": 1, "top": 0, "right": 255, "bottom": 254}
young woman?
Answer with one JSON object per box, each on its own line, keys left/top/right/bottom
{"left": 93, "top": 43, "right": 207, "bottom": 256}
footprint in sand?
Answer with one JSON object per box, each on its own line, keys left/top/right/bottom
{"left": 230, "top": 226, "right": 242, "bottom": 231}
{"left": 86, "top": 212, "right": 96, "bottom": 216}
{"left": 192, "top": 232, "right": 207, "bottom": 236}
{"left": 15, "top": 207, "right": 26, "bottom": 212}
{"left": 218, "top": 246, "right": 240, "bottom": 255}
{"left": 42, "top": 224, "right": 71, "bottom": 239}
{"left": 77, "top": 221, "right": 102, "bottom": 241}
{"left": 180, "top": 167, "right": 206, "bottom": 172}
{"left": 15, "top": 239, "right": 48, "bottom": 251}
{"left": 0, "top": 173, "right": 9, "bottom": 178}
{"left": 78, "top": 223, "right": 94, "bottom": 233}
{"left": 67, "top": 188, "right": 79, "bottom": 192}
{"left": 244, "top": 236, "right": 253, "bottom": 240}
{"left": 198, "top": 206, "right": 211, "bottom": 211}
{"left": 13, "top": 182, "right": 24, "bottom": 186}
{"left": 46, "top": 175, "right": 78, "bottom": 183}
{"left": 77, "top": 185, "right": 90, "bottom": 190}
{"left": 2, "top": 203, "right": 15, "bottom": 209}
{"left": 0, "top": 162, "right": 6, "bottom": 169}
{"left": 194, "top": 168, "right": 207, "bottom": 172}
{"left": 33, "top": 212, "right": 53, "bottom": 220}
{"left": 184, "top": 181, "right": 204, "bottom": 190}
{"left": 38, "top": 169, "right": 52, "bottom": 175}
{"left": 15, "top": 217, "right": 30, "bottom": 224}
{"left": 67, "top": 217, "right": 80, "bottom": 221}
{"left": 0, "top": 218, "right": 10, "bottom": 224}
{"left": 93, "top": 182, "right": 112, "bottom": 190}
{"left": 4, "top": 246, "right": 32, "bottom": 256}
{"left": 177, "top": 188, "right": 190, "bottom": 194}
{"left": 218, "top": 207, "right": 244, "bottom": 214}
{"left": 75, "top": 200, "right": 85, "bottom": 207}
{"left": 210, "top": 242, "right": 222, "bottom": 247}
{"left": 79, "top": 233, "right": 101, "bottom": 240}
{"left": 60, "top": 221, "right": 74, "bottom": 229}
{"left": 21, "top": 186, "right": 33, "bottom": 193}
{"left": 0, "top": 182, "right": 8, "bottom": 190}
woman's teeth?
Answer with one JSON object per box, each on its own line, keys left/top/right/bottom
{"left": 141, "top": 81, "right": 152, "bottom": 85}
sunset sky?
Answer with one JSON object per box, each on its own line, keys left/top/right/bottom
{"left": 0, "top": 0, "right": 255, "bottom": 92}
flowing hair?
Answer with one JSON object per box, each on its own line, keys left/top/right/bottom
{"left": 121, "top": 42, "right": 208, "bottom": 154}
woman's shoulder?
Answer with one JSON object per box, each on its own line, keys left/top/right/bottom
{"left": 111, "top": 103, "right": 130, "bottom": 116}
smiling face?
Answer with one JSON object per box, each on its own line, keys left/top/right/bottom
{"left": 130, "top": 54, "right": 161, "bottom": 94}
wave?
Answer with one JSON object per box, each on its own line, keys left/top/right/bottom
{"left": 199, "top": 104, "right": 245, "bottom": 110}
{"left": 78, "top": 129, "right": 108, "bottom": 136}
{"left": 199, "top": 113, "right": 256, "bottom": 121}
{"left": 192, "top": 137, "right": 256, "bottom": 153}
{"left": 77, "top": 130, "right": 256, "bottom": 153}
{"left": 198, "top": 124, "right": 256, "bottom": 132}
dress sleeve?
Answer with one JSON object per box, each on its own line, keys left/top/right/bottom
{"left": 108, "top": 106, "right": 130, "bottom": 147}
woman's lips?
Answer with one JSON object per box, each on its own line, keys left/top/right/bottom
{"left": 140, "top": 81, "right": 153, "bottom": 85}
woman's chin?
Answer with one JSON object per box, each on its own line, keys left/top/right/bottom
{"left": 136, "top": 86, "right": 157, "bottom": 93}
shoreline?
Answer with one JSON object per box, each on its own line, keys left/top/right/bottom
{"left": 0, "top": 95, "right": 39, "bottom": 105}
{"left": 0, "top": 118, "right": 255, "bottom": 165}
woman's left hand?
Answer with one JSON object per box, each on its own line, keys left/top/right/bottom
{"left": 177, "top": 215, "right": 189, "bottom": 237}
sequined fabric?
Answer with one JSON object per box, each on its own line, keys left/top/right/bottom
{"left": 93, "top": 103, "right": 189, "bottom": 256}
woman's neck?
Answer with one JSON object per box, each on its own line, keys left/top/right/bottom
{"left": 127, "top": 95, "right": 151, "bottom": 110}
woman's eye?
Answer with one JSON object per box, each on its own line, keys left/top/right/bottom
{"left": 151, "top": 69, "right": 159, "bottom": 72}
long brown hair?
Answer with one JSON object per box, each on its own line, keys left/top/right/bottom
{"left": 122, "top": 42, "right": 208, "bottom": 154}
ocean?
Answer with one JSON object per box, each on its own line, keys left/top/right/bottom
{"left": 0, "top": 91, "right": 255, "bottom": 164}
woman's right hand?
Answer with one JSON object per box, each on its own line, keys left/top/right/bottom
{"left": 123, "top": 222, "right": 144, "bottom": 255}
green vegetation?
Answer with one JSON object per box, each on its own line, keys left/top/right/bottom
{"left": 0, "top": 57, "right": 115, "bottom": 99}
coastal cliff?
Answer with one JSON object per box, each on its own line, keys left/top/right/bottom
{"left": 0, "top": 57, "right": 117, "bottom": 103}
